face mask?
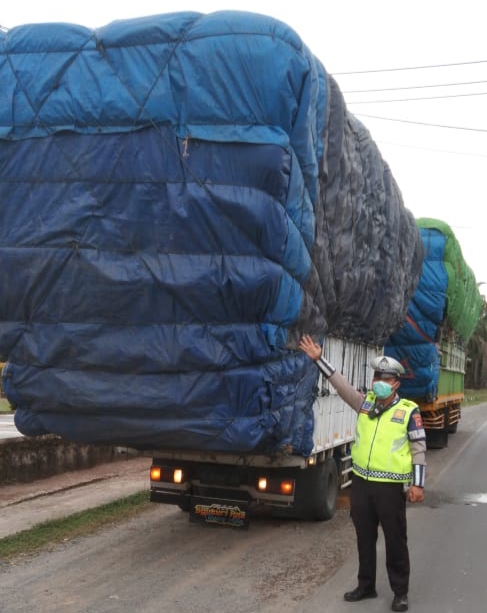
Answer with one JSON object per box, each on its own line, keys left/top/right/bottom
{"left": 372, "top": 380, "right": 394, "bottom": 399}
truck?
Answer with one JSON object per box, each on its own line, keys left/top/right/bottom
{"left": 413, "top": 328, "right": 466, "bottom": 449}
{"left": 0, "top": 12, "right": 423, "bottom": 526}
{"left": 149, "top": 336, "right": 380, "bottom": 526}
{"left": 385, "top": 218, "right": 482, "bottom": 449}
{"left": 151, "top": 216, "right": 483, "bottom": 524}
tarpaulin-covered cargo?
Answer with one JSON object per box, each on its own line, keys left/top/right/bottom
{"left": 385, "top": 218, "right": 482, "bottom": 400}
{"left": 0, "top": 11, "right": 423, "bottom": 455}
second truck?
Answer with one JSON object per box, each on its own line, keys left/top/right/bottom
{"left": 385, "top": 218, "right": 482, "bottom": 449}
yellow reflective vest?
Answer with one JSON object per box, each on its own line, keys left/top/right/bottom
{"left": 352, "top": 392, "right": 418, "bottom": 483}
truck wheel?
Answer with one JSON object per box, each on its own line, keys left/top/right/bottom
{"left": 296, "top": 458, "right": 338, "bottom": 521}
{"left": 426, "top": 428, "right": 448, "bottom": 449}
{"left": 447, "top": 421, "right": 458, "bottom": 434}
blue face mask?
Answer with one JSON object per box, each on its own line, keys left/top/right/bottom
{"left": 372, "top": 380, "right": 394, "bottom": 399}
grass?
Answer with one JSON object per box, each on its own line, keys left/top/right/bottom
{"left": 0, "top": 490, "right": 151, "bottom": 564}
{"left": 463, "top": 388, "right": 487, "bottom": 407}
{"left": 0, "top": 397, "right": 13, "bottom": 414}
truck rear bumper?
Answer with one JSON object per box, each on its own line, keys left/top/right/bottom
{"left": 149, "top": 459, "right": 296, "bottom": 510}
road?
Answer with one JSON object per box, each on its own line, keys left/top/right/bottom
{"left": 0, "top": 413, "right": 19, "bottom": 440}
{"left": 1, "top": 404, "right": 487, "bottom": 613}
{"left": 303, "top": 403, "right": 487, "bottom": 613}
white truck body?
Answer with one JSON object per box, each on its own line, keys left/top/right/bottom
{"left": 311, "top": 336, "right": 379, "bottom": 454}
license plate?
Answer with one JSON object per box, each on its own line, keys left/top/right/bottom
{"left": 189, "top": 496, "right": 249, "bottom": 528}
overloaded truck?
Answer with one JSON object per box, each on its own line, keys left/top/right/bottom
{"left": 385, "top": 218, "right": 482, "bottom": 449}
{"left": 0, "top": 12, "right": 424, "bottom": 526}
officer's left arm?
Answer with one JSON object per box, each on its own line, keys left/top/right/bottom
{"left": 407, "top": 408, "right": 426, "bottom": 503}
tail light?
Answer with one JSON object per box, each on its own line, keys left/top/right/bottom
{"left": 150, "top": 465, "right": 186, "bottom": 484}
{"left": 257, "top": 477, "right": 295, "bottom": 496}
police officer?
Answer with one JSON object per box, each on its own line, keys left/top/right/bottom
{"left": 299, "top": 335, "right": 426, "bottom": 613}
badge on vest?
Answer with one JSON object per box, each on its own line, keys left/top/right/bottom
{"left": 390, "top": 409, "right": 406, "bottom": 423}
{"left": 360, "top": 401, "right": 374, "bottom": 415}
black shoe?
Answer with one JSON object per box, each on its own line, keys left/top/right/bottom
{"left": 391, "top": 594, "right": 408, "bottom": 612}
{"left": 343, "top": 586, "right": 378, "bottom": 602}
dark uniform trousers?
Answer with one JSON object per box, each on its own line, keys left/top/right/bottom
{"left": 350, "top": 474, "right": 410, "bottom": 597}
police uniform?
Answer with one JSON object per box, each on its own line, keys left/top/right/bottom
{"left": 313, "top": 352, "right": 426, "bottom": 612}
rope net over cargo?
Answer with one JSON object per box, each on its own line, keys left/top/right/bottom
{"left": 0, "top": 12, "right": 422, "bottom": 454}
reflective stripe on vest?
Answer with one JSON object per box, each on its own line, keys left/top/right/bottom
{"left": 352, "top": 391, "right": 417, "bottom": 483}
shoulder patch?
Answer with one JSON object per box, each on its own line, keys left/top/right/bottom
{"left": 412, "top": 412, "right": 424, "bottom": 429}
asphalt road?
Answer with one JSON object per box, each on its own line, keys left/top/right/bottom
{"left": 1, "top": 404, "right": 487, "bottom": 613}
{"left": 303, "top": 402, "right": 487, "bottom": 613}
{"left": 0, "top": 412, "right": 18, "bottom": 440}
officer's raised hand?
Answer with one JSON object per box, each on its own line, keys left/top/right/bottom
{"left": 299, "top": 334, "right": 322, "bottom": 361}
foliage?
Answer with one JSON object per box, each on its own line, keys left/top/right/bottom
{"left": 463, "top": 388, "right": 487, "bottom": 407}
{"left": 0, "top": 398, "right": 13, "bottom": 414}
{"left": 465, "top": 295, "right": 487, "bottom": 388}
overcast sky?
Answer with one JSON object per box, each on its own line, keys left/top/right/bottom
{"left": 2, "top": 1, "right": 486, "bottom": 296}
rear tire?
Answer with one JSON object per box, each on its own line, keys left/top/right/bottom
{"left": 294, "top": 458, "right": 338, "bottom": 521}
{"left": 426, "top": 428, "right": 449, "bottom": 449}
{"left": 447, "top": 421, "right": 458, "bottom": 434}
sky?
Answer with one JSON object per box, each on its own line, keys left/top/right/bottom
{"left": 2, "top": 1, "right": 486, "bottom": 296}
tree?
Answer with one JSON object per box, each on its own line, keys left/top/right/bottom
{"left": 465, "top": 295, "right": 487, "bottom": 388}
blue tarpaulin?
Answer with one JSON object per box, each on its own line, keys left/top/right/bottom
{"left": 386, "top": 221, "right": 481, "bottom": 400}
{"left": 0, "top": 12, "right": 422, "bottom": 454}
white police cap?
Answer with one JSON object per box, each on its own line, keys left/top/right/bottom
{"left": 371, "top": 355, "right": 405, "bottom": 376}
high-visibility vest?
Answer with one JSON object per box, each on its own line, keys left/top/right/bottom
{"left": 352, "top": 391, "right": 418, "bottom": 483}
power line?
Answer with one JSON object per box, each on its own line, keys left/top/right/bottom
{"left": 348, "top": 91, "right": 487, "bottom": 104}
{"left": 356, "top": 114, "right": 487, "bottom": 132}
{"left": 333, "top": 59, "right": 487, "bottom": 75}
{"left": 343, "top": 79, "right": 487, "bottom": 93}
{"left": 377, "top": 140, "right": 487, "bottom": 158}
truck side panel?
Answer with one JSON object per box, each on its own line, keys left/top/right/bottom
{"left": 312, "top": 337, "right": 380, "bottom": 453}
{"left": 417, "top": 335, "right": 465, "bottom": 447}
